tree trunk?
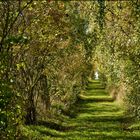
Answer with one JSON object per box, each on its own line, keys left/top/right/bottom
{"left": 25, "top": 89, "right": 36, "bottom": 125}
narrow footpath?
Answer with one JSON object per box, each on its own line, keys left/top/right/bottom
{"left": 26, "top": 80, "right": 140, "bottom": 140}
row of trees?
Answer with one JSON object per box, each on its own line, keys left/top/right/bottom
{"left": 0, "top": 0, "right": 139, "bottom": 139}
{"left": 95, "top": 0, "right": 140, "bottom": 118}
{"left": 0, "top": 1, "right": 98, "bottom": 139}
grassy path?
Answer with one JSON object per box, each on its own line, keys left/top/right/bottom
{"left": 25, "top": 80, "right": 140, "bottom": 140}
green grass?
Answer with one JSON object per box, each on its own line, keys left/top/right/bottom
{"left": 22, "top": 80, "right": 140, "bottom": 140}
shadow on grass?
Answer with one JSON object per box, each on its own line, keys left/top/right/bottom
{"left": 79, "top": 97, "right": 114, "bottom": 102}
{"left": 22, "top": 80, "right": 140, "bottom": 140}
{"left": 76, "top": 114, "right": 133, "bottom": 123}
{"left": 86, "top": 87, "right": 105, "bottom": 90}
{"left": 37, "top": 120, "right": 75, "bottom": 132}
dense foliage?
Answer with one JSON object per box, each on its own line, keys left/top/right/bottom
{"left": 95, "top": 0, "right": 140, "bottom": 118}
{"left": 0, "top": 0, "right": 139, "bottom": 139}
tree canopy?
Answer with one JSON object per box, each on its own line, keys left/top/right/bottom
{"left": 0, "top": 0, "right": 140, "bottom": 139}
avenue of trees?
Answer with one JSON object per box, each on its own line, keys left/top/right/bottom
{"left": 0, "top": 0, "right": 139, "bottom": 139}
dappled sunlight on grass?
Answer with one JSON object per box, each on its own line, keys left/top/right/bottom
{"left": 23, "top": 80, "right": 140, "bottom": 139}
